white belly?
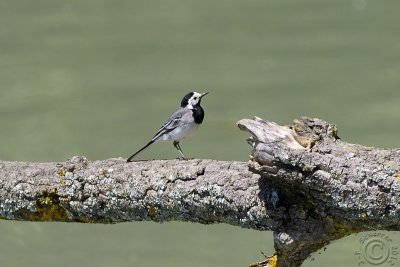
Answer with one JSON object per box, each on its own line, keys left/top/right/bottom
{"left": 160, "top": 123, "right": 199, "bottom": 142}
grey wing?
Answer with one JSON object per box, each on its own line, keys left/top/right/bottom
{"left": 150, "top": 108, "right": 188, "bottom": 141}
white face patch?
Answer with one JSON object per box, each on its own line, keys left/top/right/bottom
{"left": 188, "top": 92, "right": 202, "bottom": 107}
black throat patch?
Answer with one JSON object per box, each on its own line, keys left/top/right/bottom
{"left": 192, "top": 105, "right": 205, "bottom": 124}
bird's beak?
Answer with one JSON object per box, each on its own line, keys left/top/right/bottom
{"left": 200, "top": 92, "right": 209, "bottom": 98}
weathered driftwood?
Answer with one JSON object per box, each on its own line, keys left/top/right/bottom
{"left": 0, "top": 117, "right": 399, "bottom": 267}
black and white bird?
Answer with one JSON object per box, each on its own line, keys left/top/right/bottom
{"left": 126, "top": 91, "right": 209, "bottom": 162}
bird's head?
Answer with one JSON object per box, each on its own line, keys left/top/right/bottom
{"left": 181, "top": 91, "right": 209, "bottom": 108}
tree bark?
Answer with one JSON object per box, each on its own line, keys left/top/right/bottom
{"left": 0, "top": 158, "right": 270, "bottom": 228}
{"left": 238, "top": 116, "right": 400, "bottom": 267}
{"left": 1, "top": 116, "right": 399, "bottom": 267}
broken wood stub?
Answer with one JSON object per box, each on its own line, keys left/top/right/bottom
{"left": 238, "top": 116, "right": 400, "bottom": 267}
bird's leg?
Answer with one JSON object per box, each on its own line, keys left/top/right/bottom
{"left": 173, "top": 141, "right": 187, "bottom": 160}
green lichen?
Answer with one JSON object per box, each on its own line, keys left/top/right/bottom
{"left": 74, "top": 217, "right": 96, "bottom": 223}
{"left": 28, "top": 188, "right": 69, "bottom": 221}
{"left": 148, "top": 206, "right": 158, "bottom": 217}
{"left": 360, "top": 214, "right": 369, "bottom": 221}
{"left": 331, "top": 126, "right": 339, "bottom": 139}
{"left": 302, "top": 166, "right": 315, "bottom": 173}
{"left": 333, "top": 221, "right": 362, "bottom": 239}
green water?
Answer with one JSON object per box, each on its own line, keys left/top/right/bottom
{"left": 1, "top": 0, "right": 400, "bottom": 266}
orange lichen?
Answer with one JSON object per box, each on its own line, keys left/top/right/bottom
{"left": 269, "top": 255, "right": 278, "bottom": 267}
{"left": 248, "top": 254, "right": 278, "bottom": 267}
{"left": 58, "top": 168, "right": 66, "bottom": 176}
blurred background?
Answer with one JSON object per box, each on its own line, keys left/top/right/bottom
{"left": 1, "top": 0, "right": 399, "bottom": 266}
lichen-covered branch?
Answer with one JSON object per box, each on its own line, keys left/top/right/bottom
{"left": 0, "top": 158, "right": 272, "bottom": 229}
{"left": 238, "top": 116, "right": 400, "bottom": 267}
{"left": 1, "top": 116, "right": 400, "bottom": 267}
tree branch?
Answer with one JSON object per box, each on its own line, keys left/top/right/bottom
{"left": 0, "top": 158, "right": 271, "bottom": 229}
{"left": 1, "top": 116, "right": 400, "bottom": 267}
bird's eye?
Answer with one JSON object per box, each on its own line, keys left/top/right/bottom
{"left": 194, "top": 97, "right": 198, "bottom": 100}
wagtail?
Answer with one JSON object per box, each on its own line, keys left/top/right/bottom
{"left": 127, "top": 91, "right": 208, "bottom": 162}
